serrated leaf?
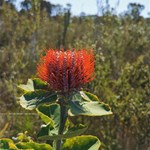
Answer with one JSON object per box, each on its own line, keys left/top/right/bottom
{"left": 62, "top": 135, "right": 101, "bottom": 150}
{"left": 20, "top": 91, "right": 57, "bottom": 110}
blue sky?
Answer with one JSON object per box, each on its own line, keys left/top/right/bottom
{"left": 15, "top": 0, "right": 150, "bottom": 17}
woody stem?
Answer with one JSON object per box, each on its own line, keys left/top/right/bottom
{"left": 55, "top": 101, "right": 67, "bottom": 150}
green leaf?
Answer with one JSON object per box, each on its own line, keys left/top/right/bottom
{"left": 16, "top": 132, "right": 32, "bottom": 142}
{"left": 18, "top": 78, "right": 57, "bottom": 110}
{"left": 68, "top": 101, "right": 112, "bottom": 116}
{"left": 68, "top": 91, "right": 112, "bottom": 116}
{"left": 62, "top": 135, "right": 101, "bottom": 150}
{"left": 37, "top": 124, "right": 58, "bottom": 140}
{"left": 37, "top": 104, "right": 87, "bottom": 140}
{"left": 36, "top": 104, "right": 60, "bottom": 127}
{"left": 63, "top": 124, "right": 87, "bottom": 139}
{"left": 80, "top": 91, "right": 99, "bottom": 101}
{"left": 18, "top": 78, "right": 48, "bottom": 92}
{"left": 16, "top": 142, "right": 53, "bottom": 150}
{"left": 37, "top": 104, "right": 60, "bottom": 140}
{"left": 0, "top": 138, "right": 18, "bottom": 150}
{"left": 38, "top": 123, "right": 87, "bottom": 140}
{"left": 20, "top": 90, "right": 57, "bottom": 110}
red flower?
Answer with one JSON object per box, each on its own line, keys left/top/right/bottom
{"left": 37, "top": 49, "right": 94, "bottom": 92}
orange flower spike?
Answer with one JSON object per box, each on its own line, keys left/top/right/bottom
{"left": 37, "top": 49, "right": 95, "bottom": 92}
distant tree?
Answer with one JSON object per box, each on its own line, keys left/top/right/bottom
{"left": 21, "top": 0, "right": 31, "bottom": 11}
{"left": 0, "top": 0, "right": 4, "bottom": 6}
{"left": 40, "top": 0, "right": 53, "bottom": 14}
{"left": 61, "top": 4, "right": 71, "bottom": 48}
{"left": 20, "top": 0, "right": 64, "bottom": 16}
{"left": 127, "top": 3, "right": 145, "bottom": 19}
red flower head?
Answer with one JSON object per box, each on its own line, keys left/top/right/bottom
{"left": 37, "top": 49, "right": 94, "bottom": 92}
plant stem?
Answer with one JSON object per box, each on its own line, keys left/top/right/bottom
{"left": 55, "top": 103, "right": 67, "bottom": 150}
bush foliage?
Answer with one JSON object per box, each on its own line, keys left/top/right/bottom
{"left": 0, "top": 1, "right": 149, "bottom": 149}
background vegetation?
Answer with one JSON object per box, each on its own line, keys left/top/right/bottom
{"left": 0, "top": 0, "right": 149, "bottom": 149}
